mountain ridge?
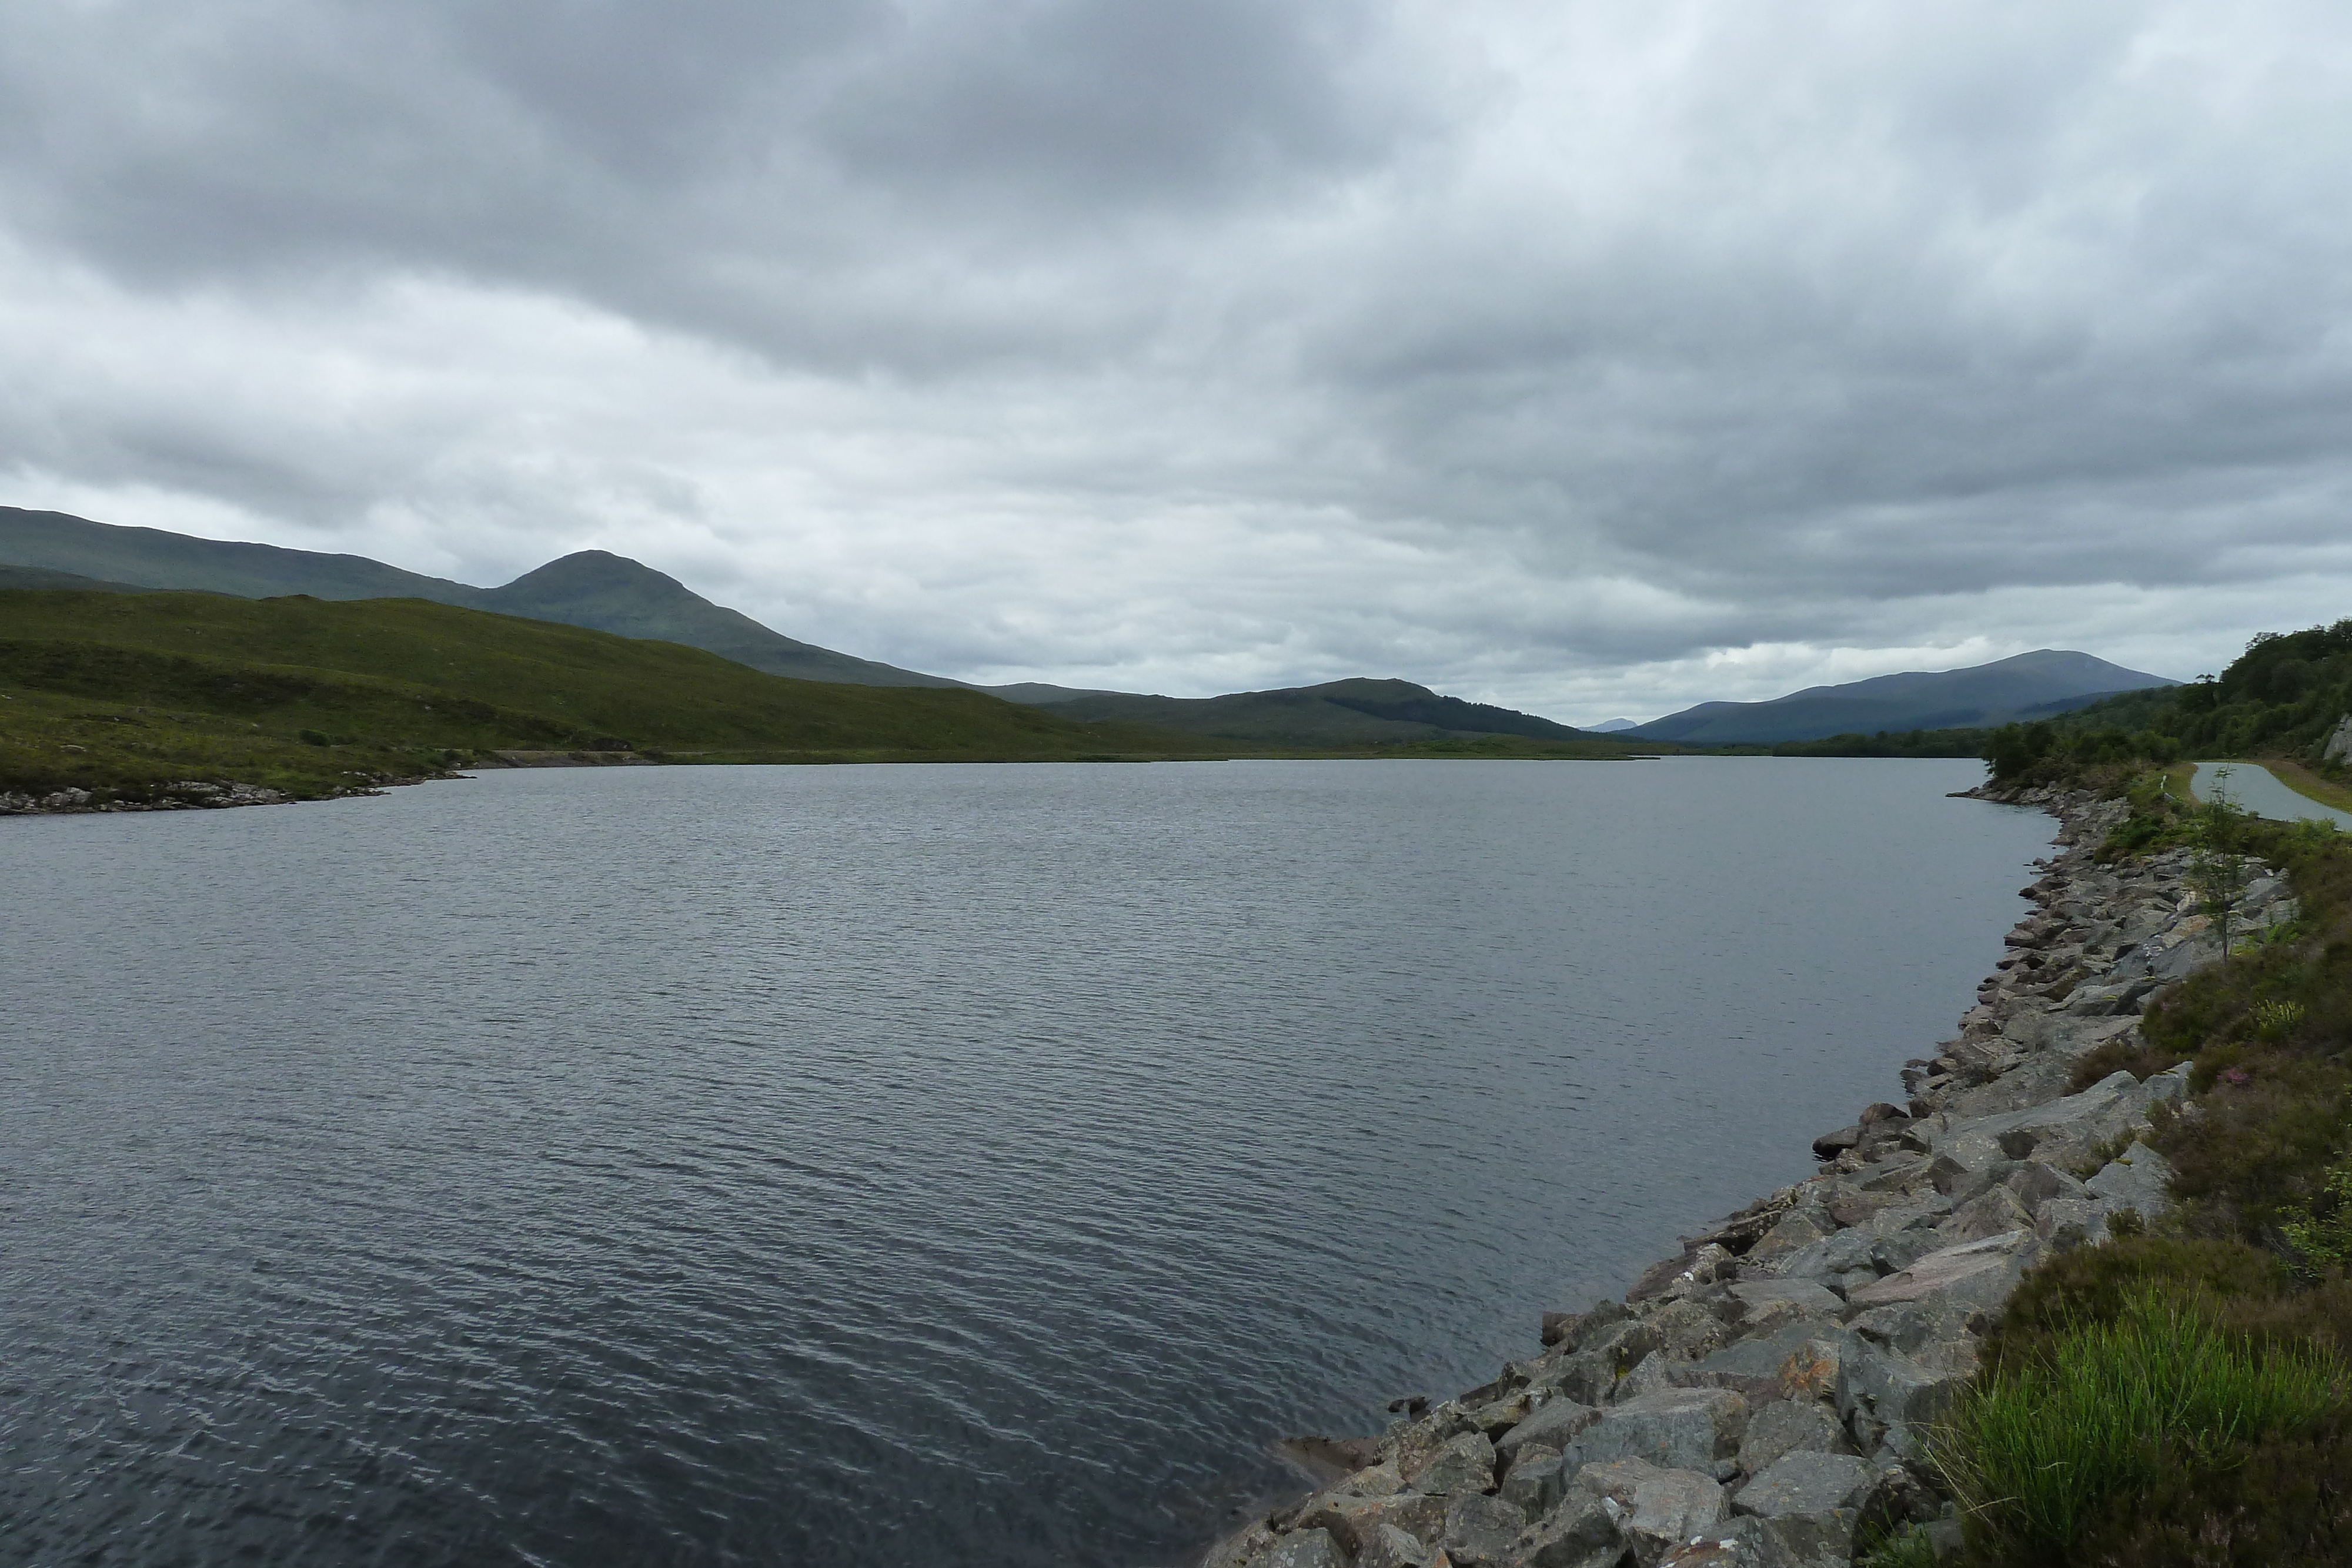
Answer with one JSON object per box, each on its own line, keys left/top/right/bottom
{"left": 1626, "top": 650, "right": 2177, "bottom": 744}
{"left": 0, "top": 507, "right": 964, "bottom": 689}
{"left": 1034, "top": 677, "right": 1607, "bottom": 746}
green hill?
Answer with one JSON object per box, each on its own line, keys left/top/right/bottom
{"left": 0, "top": 589, "right": 1211, "bottom": 805}
{"left": 0, "top": 506, "right": 960, "bottom": 688}
{"left": 1037, "top": 677, "right": 1620, "bottom": 749}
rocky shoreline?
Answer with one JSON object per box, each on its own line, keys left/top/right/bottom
{"left": 0, "top": 749, "right": 658, "bottom": 816}
{"left": 0, "top": 778, "right": 305, "bottom": 814}
{"left": 1207, "top": 782, "right": 2287, "bottom": 1568}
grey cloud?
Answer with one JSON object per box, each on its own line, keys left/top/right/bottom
{"left": 1, "top": 0, "right": 2348, "bottom": 714}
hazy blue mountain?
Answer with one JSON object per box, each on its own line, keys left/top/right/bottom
{"left": 1037, "top": 677, "right": 1598, "bottom": 745}
{"left": 1586, "top": 718, "right": 1638, "bottom": 733}
{"left": 1626, "top": 650, "right": 2177, "bottom": 744}
{"left": 0, "top": 506, "right": 957, "bottom": 688}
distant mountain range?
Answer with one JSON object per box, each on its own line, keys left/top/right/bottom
{"left": 0, "top": 506, "right": 1608, "bottom": 749}
{"left": 1, "top": 506, "right": 2174, "bottom": 753}
{"left": 1623, "top": 650, "right": 2178, "bottom": 744}
{"left": 1031, "top": 678, "right": 1596, "bottom": 745}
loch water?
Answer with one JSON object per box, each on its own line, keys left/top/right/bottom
{"left": 0, "top": 757, "right": 2052, "bottom": 1566}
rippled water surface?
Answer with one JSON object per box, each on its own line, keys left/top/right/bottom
{"left": 1, "top": 758, "right": 2051, "bottom": 1566}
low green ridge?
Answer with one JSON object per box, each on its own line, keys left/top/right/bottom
{"left": 1034, "top": 676, "right": 1625, "bottom": 751}
{"left": 0, "top": 589, "right": 1219, "bottom": 802}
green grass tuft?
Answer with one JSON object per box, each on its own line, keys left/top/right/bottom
{"left": 1936, "top": 1289, "right": 2344, "bottom": 1563}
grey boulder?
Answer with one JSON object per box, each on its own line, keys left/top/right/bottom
{"left": 1570, "top": 1457, "right": 1733, "bottom": 1567}
{"left": 1735, "top": 1399, "right": 1856, "bottom": 1476}
{"left": 1572, "top": 1387, "right": 1750, "bottom": 1474}
{"left": 1499, "top": 1396, "right": 1602, "bottom": 1457}
{"left": 1247, "top": 1528, "right": 1348, "bottom": 1568}
{"left": 1444, "top": 1492, "right": 1531, "bottom": 1567}
{"left": 1408, "top": 1430, "right": 1498, "bottom": 1496}
{"left": 2084, "top": 1141, "right": 2175, "bottom": 1221}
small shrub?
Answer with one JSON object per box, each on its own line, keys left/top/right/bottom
{"left": 1979, "top": 1238, "right": 2289, "bottom": 1379}
{"left": 2069, "top": 1409, "right": 2352, "bottom": 1566}
{"left": 2164, "top": 1058, "right": 2352, "bottom": 1228}
{"left": 2256, "top": 999, "right": 2310, "bottom": 1039}
{"left": 2069, "top": 1032, "right": 2181, "bottom": 1093}
{"left": 298, "top": 728, "right": 330, "bottom": 746}
{"left": 2280, "top": 1130, "right": 2352, "bottom": 1276}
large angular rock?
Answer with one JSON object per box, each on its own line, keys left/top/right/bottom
{"left": 2034, "top": 1196, "right": 2113, "bottom": 1252}
{"left": 1735, "top": 1399, "right": 1856, "bottom": 1476}
{"left": 1836, "top": 1336, "right": 1976, "bottom": 1433}
{"left": 1383, "top": 1400, "right": 1477, "bottom": 1472}
{"left": 1444, "top": 1492, "right": 1532, "bottom": 1567}
{"left": 1295, "top": 1489, "right": 1447, "bottom": 1555}
{"left": 1727, "top": 1450, "right": 1895, "bottom": 1563}
{"left": 1503, "top": 1493, "right": 1628, "bottom": 1568}
{"left": 2084, "top": 1141, "right": 2175, "bottom": 1220}
{"left": 1745, "top": 1206, "right": 1836, "bottom": 1265}
{"left": 2004, "top": 1160, "right": 2090, "bottom": 1214}
{"left": 1571, "top": 1387, "right": 1750, "bottom": 1474}
{"left": 1354, "top": 1524, "right": 1434, "bottom": 1568}
{"left": 1569, "top": 1458, "right": 1733, "bottom": 1568}
{"left": 1499, "top": 1449, "right": 1569, "bottom": 1516}
{"left": 1732, "top": 1450, "right": 1874, "bottom": 1517}
{"left": 1759, "top": 1227, "right": 1877, "bottom": 1286}
{"left": 1946, "top": 1183, "right": 2035, "bottom": 1242}
{"left": 1842, "top": 1231, "right": 2027, "bottom": 1314}
{"left": 1470, "top": 1391, "right": 1539, "bottom": 1439}
{"left": 1931, "top": 1071, "right": 2156, "bottom": 1172}
{"left": 1679, "top": 1323, "right": 1852, "bottom": 1403}
{"left": 1205, "top": 1524, "right": 1279, "bottom": 1568}
{"left": 1728, "top": 1279, "right": 1846, "bottom": 1332}
{"left": 1499, "top": 1396, "right": 1602, "bottom": 1457}
{"left": 1655, "top": 1517, "right": 1814, "bottom": 1567}
{"left": 1408, "top": 1430, "right": 1498, "bottom": 1495}
{"left": 1246, "top": 1528, "right": 1348, "bottom": 1568}
{"left": 1845, "top": 1298, "right": 1980, "bottom": 1358}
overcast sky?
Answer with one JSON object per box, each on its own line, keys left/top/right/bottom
{"left": 3, "top": 1, "right": 2348, "bottom": 722}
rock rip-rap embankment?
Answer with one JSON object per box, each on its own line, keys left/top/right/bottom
{"left": 1207, "top": 785, "right": 2288, "bottom": 1568}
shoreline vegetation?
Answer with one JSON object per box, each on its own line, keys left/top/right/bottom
{"left": 0, "top": 587, "right": 1652, "bottom": 815}
{"left": 1201, "top": 620, "right": 2352, "bottom": 1568}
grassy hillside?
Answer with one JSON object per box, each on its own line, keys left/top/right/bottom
{"left": 0, "top": 589, "right": 1212, "bottom": 804}
{"left": 0, "top": 506, "right": 964, "bottom": 688}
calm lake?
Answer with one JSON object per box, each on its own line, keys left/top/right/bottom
{"left": 0, "top": 757, "right": 2052, "bottom": 1566}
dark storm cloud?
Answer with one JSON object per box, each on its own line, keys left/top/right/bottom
{"left": 1, "top": 0, "right": 2348, "bottom": 717}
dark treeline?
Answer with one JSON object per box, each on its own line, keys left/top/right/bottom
{"left": 1986, "top": 620, "right": 2352, "bottom": 785}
